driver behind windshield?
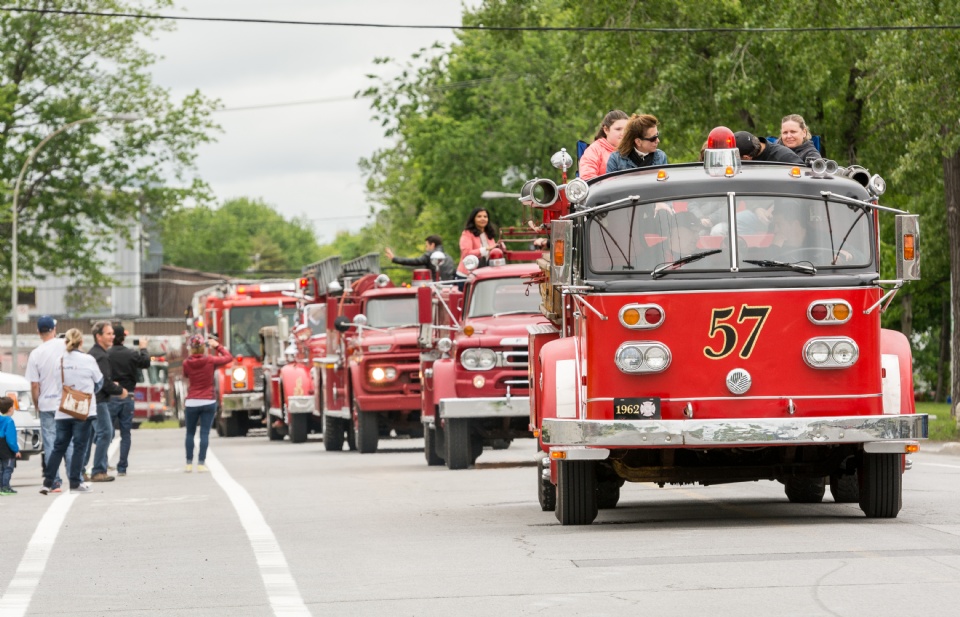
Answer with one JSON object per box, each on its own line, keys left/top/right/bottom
{"left": 769, "top": 200, "right": 807, "bottom": 249}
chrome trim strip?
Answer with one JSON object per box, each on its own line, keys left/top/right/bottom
{"left": 541, "top": 414, "right": 928, "bottom": 448}
{"left": 585, "top": 393, "right": 882, "bottom": 403}
{"left": 439, "top": 396, "right": 529, "bottom": 419}
{"left": 221, "top": 392, "right": 264, "bottom": 412}
{"left": 286, "top": 396, "right": 315, "bottom": 414}
{"left": 324, "top": 408, "right": 351, "bottom": 420}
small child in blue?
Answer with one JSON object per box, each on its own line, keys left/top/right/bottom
{"left": 0, "top": 396, "right": 21, "bottom": 495}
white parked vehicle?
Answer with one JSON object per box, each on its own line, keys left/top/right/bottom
{"left": 1, "top": 371, "right": 43, "bottom": 461}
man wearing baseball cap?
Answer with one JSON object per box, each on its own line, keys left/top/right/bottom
{"left": 25, "top": 316, "right": 70, "bottom": 492}
{"left": 734, "top": 131, "right": 803, "bottom": 164}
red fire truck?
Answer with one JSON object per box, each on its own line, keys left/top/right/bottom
{"left": 527, "top": 127, "right": 926, "bottom": 524}
{"left": 319, "top": 254, "right": 424, "bottom": 454}
{"left": 418, "top": 258, "right": 549, "bottom": 469}
{"left": 190, "top": 281, "right": 299, "bottom": 437}
{"left": 133, "top": 355, "right": 170, "bottom": 427}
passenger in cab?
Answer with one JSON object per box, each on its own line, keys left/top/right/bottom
{"left": 457, "top": 207, "right": 500, "bottom": 280}
{"left": 769, "top": 201, "right": 807, "bottom": 249}
{"left": 578, "top": 110, "right": 628, "bottom": 180}
{"left": 664, "top": 211, "right": 702, "bottom": 259}
{"left": 606, "top": 114, "right": 668, "bottom": 173}
{"left": 778, "top": 114, "right": 820, "bottom": 164}
{"left": 734, "top": 131, "right": 803, "bottom": 164}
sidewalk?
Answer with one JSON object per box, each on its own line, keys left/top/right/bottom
{"left": 922, "top": 440, "right": 960, "bottom": 455}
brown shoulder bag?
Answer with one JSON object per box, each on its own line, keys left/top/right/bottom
{"left": 59, "top": 357, "right": 92, "bottom": 420}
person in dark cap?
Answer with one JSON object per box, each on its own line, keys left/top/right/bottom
{"left": 734, "top": 131, "right": 803, "bottom": 164}
{"left": 666, "top": 211, "right": 704, "bottom": 259}
{"left": 107, "top": 324, "right": 151, "bottom": 477}
{"left": 25, "top": 315, "right": 69, "bottom": 492}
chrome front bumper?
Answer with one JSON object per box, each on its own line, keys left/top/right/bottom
{"left": 542, "top": 414, "right": 928, "bottom": 448}
{"left": 438, "top": 396, "right": 529, "bottom": 420}
{"left": 286, "top": 396, "right": 315, "bottom": 414}
{"left": 17, "top": 428, "right": 43, "bottom": 458}
{"left": 221, "top": 392, "right": 265, "bottom": 414}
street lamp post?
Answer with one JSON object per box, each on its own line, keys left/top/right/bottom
{"left": 10, "top": 114, "right": 137, "bottom": 370}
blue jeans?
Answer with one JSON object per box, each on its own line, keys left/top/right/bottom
{"left": 108, "top": 396, "right": 135, "bottom": 473}
{"left": 40, "top": 410, "right": 72, "bottom": 485}
{"left": 184, "top": 404, "right": 216, "bottom": 464}
{"left": 83, "top": 403, "right": 114, "bottom": 475}
{"left": 1, "top": 458, "right": 14, "bottom": 488}
{"left": 45, "top": 418, "right": 92, "bottom": 489}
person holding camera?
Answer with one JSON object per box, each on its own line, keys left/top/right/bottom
{"left": 181, "top": 334, "right": 233, "bottom": 472}
{"left": 108, "top": 325, "right": 151, "bottom": 477}
{"left": 84, "top": 321, "right": 126, "bottom": 483}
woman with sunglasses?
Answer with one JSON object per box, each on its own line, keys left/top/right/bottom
{"left": 606, "top": 113, "right": 668, "bottom": 173}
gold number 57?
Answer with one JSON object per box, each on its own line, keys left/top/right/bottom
{"left": 704, "top": 305, "right": 771, "bottom": 360}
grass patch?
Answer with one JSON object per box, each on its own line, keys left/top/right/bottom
{"left": 139, "top": 419, "right": 180, "bottom": 430}
{"left": 917, "top": 402, "right": 957, "bottom": 442}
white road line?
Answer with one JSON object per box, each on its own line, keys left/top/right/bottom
{"left": 205, "top": 451, "right": 310, "bottom": 617}
{"left": 916, "top": 462, "right": 960, "bottom": 470}
{"left": 0, "top": 494, "right": 78, "bottom": 617}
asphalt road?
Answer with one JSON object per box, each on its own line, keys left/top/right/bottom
{"left": 2, "top": 429, "right": 959, "bottom": 617}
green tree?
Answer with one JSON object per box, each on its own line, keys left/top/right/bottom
{"left": 0, "top": 1, "right": 218, "bottom": 313}
{"left": 161, "top": 197, "right": 322, "bottom": 276}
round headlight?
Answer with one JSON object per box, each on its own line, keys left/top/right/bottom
{"left": 644, "top": 346, "right": 668, "bottom": 371}
{"left": 371, "top": 367, "right": 386, "bottom": 381}
{"left": 832, "top": 340, "right": 858, "bottom": 365}
{"left": 565, "top": 178, "right": 589, "bottom": 205}
{"left": 232, "top": 367, "right": 247, "bottom": 381}
{"left": 615, "top": 346, "right": 643, "bottom": 373}
{"left": 477, "top": 348, "right": 497, "bottom": 369}
{"left": 805, "top": 341, "right": 830, "bottom": 365}
{"left": 463, "top": 255, "right": 480, "bottom": 271}
{"left": 461, "top": 349, "right": 479, "bottom": 369}
{"left": 436, "top": 337, "right": 453, "bottom": 353}
{"left": 353, "top": 314, "right": 368, "bottom": 327}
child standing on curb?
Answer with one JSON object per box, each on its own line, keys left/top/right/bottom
{"left": 0, "top": 396, "right": 21, "bottom": 495}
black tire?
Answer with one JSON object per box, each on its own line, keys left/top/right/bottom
{"left": 323, "top": 415, "right": 345, "bottom": 451}
{"left": 555, "top": 460, "right": 598, "bottom": 525}
{"left": 859, "top": 453, "right": 902, "bottom": 518}
{"left": 424, "top": 426, "right": 444, "bottom": 466}
{"left": 784, "top": 476, "right": 826, "bottom": 503}
{"left": 491, "top": 439, "right": 512, "bottom": 450}
{"left": 289, "top": 414, "right": 309, "bottom": 443}
{"left": 237, "top": 415, "right": 250, "bottom": 437}
{"left": 408, "top": 423, "right": 424, "bottom": 439}
{"left": 597, "top": 479, "right": 621, "bottom": 509}
{"left": 346, "top": 422, "right": 357, "bottom": 451}
{"left": 220, "top": 414, "right": 241, "bottom": 438}
{"left": 537, "top": 456, "right": 556, "bottom": 512}
{"left": 267, "top": 419, "right": 284, "bottom": 441}
{"left": 829, "top": 471, "right": 859, "bottom": 503}
{"left": 444, "top": 419, "right": 473, "bottom": 470}
{"left": 353, "top": 400, "right": 379, "bottom": 454}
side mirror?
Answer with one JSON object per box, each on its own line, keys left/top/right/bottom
{"left": 334, "top": 315, "right": 352, "bottom": 332}
{"left": 895, "top": 214, "right": 920, "bottom": 281}
{"left": 550, "top": 219, "right": 573, "bottom": 286}
{"left": 278, "top": 315, "right": 289, "bottom": 341}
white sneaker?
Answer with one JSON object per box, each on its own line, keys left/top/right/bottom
{"left": 73, "top": 483, "right": 93, "bottom": 493}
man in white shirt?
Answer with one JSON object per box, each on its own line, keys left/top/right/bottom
{"left": 25, "top": 316, "right": 69, "bottom": 492}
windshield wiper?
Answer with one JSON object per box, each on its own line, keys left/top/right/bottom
{"left": 651, "top": 250, "right": 721, "bottom": 279}
{"left": 743, "top": 259, "right": 817, "bottom": 275}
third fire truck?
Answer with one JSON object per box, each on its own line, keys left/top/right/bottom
{"left": 527, "top": 127, "right": 926, "bottom": 524}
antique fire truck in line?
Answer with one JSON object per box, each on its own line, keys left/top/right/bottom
{"left": 418, "top": 257, "right": 549, "bottom": 470}
{"left": 258, "top": 256, "right": 342, "bottom": 443}
{"left": 319, "top": 254, "right": 424, "bottom": 454}
{"left": 133, "top": 354, "right": 171, "bottom": 427}
{"left": 188, "top": 281, "right": 299, "bottom": 437}
{"left": 526, "top": 127, "right": 926, "bottom": 524}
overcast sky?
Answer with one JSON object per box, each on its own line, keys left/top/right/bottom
{"left": 143, "top": 1, "right": 473, "bottom": 244}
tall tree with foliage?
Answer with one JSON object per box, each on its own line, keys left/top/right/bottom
{"left": 161, "top": 197, "right": 322, "bottom": 276}
{"left": 0, "top": 1, "right": 217, "bottom": 312}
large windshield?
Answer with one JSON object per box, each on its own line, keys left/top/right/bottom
{"left": 467, "top": 277, "right": 540, "bottom": 318}
{"left": 364, "top": 297, "right": 418, "bottom": 328}
{"left": 304, "top": 303, "right": 327, "bottom": 336}
{"left": 587, "top": 195, "right": 872, "bottom": 273}
{"left": 228, "top": 305, "right": 298, "bottom": 357}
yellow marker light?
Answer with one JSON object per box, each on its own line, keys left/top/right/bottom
{"left": 724, "top": 166, "right": 735, "bottom": 177}
{"left": 832, "top": 303, "right": 850, "bottom": 321}
{"left": 532, "top": 429, "right": 541, "bottom": 437}
{"left": 553, "top": 239, "right": 565, "bottom": 267}
{"left": 789, "top": 167, "right": 801, "bottom": 178}
{"left": 550, "top": 451, "right": 567, "bottom": 460}
{"left": 237, "top": 286, "right": 246, "bottom": 294}
{"left": 463, "top": 325, "right": 475, "bottom": 337}
{"left": 621, "top": 308, "right": 641, "bottom": 326}
{"left": 905, "top": 444, "right": 919, "bottom": 454}
{"left": 656, "top": 169, "right": 668, "bottom": 182}
{"left": 903, "top": 234, "right": 915, "bottom": 260}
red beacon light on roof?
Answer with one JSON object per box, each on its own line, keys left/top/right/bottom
{"left": 411, "top": 268, "right": 433, "bottom": 287}
{"left": 487, "top": 247, "right": 506, "bottom": 267}
{"left": 703, "top": 126, "right": 741, "bottom": 178}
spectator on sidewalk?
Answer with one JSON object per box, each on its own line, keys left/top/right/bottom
{"left": 108, "top": 325, "right": 151, "bottom": 477}
{"left": 83, "top": 321, "right": 125, "bottom": 483}
{"left": 25, "top": 316, "right": 68, "bottom": 492}
{"left": 1, "top": 396, "right": 21, "bottom": 495}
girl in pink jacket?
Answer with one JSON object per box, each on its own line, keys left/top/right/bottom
{"left": 457, "top": 207, "right": 500, "bottom": 278}
{"left": 577, "top": 110, "right": 629, "bottom": 180}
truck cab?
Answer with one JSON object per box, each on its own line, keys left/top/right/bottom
{"left": 528, "top": 129, "right": 926, "bottom": 524}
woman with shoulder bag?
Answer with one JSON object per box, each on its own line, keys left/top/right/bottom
{"left": 182, "top": 334, "right": 233, "bottom": 472}
{"left": 40, "top": 329, "right": 102, "bottom": 495}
